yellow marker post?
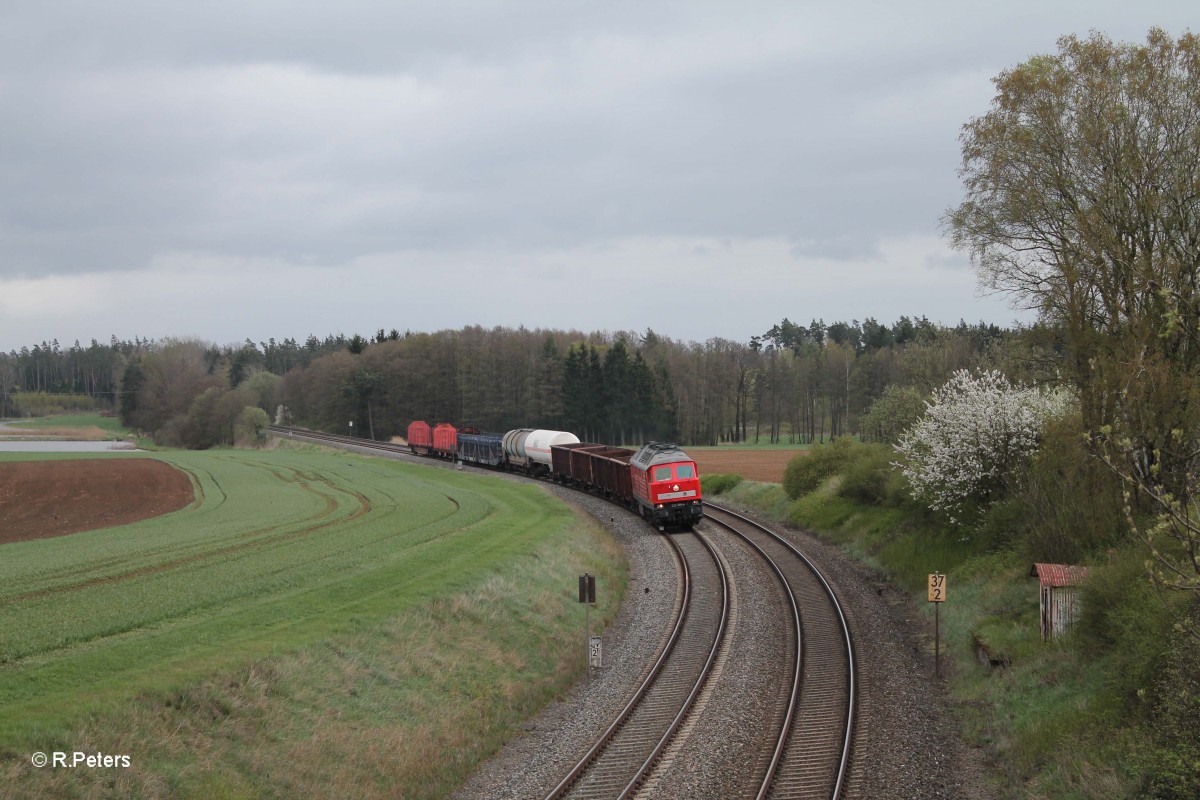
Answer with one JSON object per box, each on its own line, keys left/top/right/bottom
{"left": 928, "top": 572, "right": 946, "bottom": 677}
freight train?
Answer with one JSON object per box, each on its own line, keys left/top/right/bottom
{"left": 406, "top": 421, "right": 704, "bottom": 530}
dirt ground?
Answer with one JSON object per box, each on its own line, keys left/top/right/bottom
{"left": 689, "top": 449, "right": 806, "bottom": 484}
{"left": 0, "top": 459, "right": 195, "bottom": 545}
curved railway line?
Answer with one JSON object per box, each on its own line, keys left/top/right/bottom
{"left": 268, "top": 426, "right": 858, "bottom": 799}
{"left": 701, "top": 503, "right": 856, "bottom": 800}
{"left": 547, "top": 529, "right": 728, "bottom": 799}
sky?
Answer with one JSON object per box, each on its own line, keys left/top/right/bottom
{"left": 0, "top": 2, "right": 1194, "bottom": 352}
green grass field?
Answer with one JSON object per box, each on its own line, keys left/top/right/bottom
{"left": 689, "top": 441, "right": 815, "bottom": 451}
{"left": 0, "top": 448, "right": 626, "bottom": 798}
{"left": 2, "top": 412, "right": 128, "bottom": 436}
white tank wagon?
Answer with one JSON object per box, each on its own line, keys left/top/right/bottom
{"left": 502, "top": 428, "right": 580, "bottom": 475}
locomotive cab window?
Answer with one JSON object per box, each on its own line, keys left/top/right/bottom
{"left": 676, "top": 464, "right": 695, "bottom": 479}
{"left": 653, "top": 466, "right": 673, "bottom": 481}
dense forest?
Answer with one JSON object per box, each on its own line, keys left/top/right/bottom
{"left": 0, "top": 316, "right": 1039, "bottom": 449}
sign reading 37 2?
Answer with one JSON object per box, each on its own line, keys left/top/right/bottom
{"left": 928, "top": 572, "right": 947, "bottom": 603}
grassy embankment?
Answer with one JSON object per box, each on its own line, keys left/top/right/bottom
{"left": 1, "top": 447, "right": 626, "bottom": 799}
{"left": 702, "top": 445, "right": 1198, "bottom": 799}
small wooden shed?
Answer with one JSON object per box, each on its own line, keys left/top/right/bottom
{"left": 1030, "top": 563, "right": 1089, "bottom": 640}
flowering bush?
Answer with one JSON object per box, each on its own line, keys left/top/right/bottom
{"left": 894, "top": 369, "right": 1072, "bottom": 523}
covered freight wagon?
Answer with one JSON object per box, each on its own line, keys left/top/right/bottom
{"left": 431, "top": 423, "right": 459, "bottom": 458}
{"left": 407, "top": 421, "right": 433, "bottom": 455}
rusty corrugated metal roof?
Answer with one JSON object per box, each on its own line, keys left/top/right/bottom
{"left": 1030, "top": 563, "right": 1089, "bottom": 587}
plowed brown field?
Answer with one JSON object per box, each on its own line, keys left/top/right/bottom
{"left": 690, "top": 449, "right": 807, "bottom": 484}
{"left": 0, "top": 459, "right": 195, "bottom": 544}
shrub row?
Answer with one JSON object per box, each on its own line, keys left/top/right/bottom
{"left": 8, "top": 391, "right": 104, "bottom": 417}
{"left": 783, "top": 437, "right": 909, "bottom": 508}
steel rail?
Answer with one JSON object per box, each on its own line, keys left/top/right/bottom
{"left": 266, "top": 426, "right": 413, "bottom": 455}
{"left": 703, "top": 502, "right": 857, "bottom": 800}
{"left": 549, "top": 529, "right": 728, "bottom": 799}
{"left": 614, "top": 527, "right": 729, "bottom": 800}
{"left": 701, "top": 510, "right": 804, "bottom": 800}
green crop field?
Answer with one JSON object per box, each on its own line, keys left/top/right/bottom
{"left": 0, "top": 448, "right": 626, "bottom": 799}
{"left": 3, "top": 412, "right": 124, "bottom": 431}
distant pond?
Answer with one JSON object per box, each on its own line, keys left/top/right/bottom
{"left": 0, "top": 441, "right": 141, "bottom": 453}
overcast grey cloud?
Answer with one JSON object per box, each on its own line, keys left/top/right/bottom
{"left": 0, "top": 1, "right": 1194, "bottom": 350}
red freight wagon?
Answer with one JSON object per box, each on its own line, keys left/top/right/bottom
{"left": 588, "top": 447, "right": 635, "bottom": 502}
{"left": 407, "top": 421, "right": 433, "bottom": 455}
{"left": 432, "top": 423, "right": 458, "bottom": 459}
{"left": 550, "top": 442, "right": 601, "bottom": 484}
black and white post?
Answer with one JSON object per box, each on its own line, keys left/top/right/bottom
{"left": 578, "top": 573, "right": 596, "bottom": 680}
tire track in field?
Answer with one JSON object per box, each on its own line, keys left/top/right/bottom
{"left": 35, "top": 464, "right": 224, "bottom": 584}
{"left": 321, "top": 461, "right": 464, "bottom": 515}
{"left": 6, "top": 462, "right": 378, "bottom": 603}
{"left": 2, "top": 458, "right": 535, "bottom": 673}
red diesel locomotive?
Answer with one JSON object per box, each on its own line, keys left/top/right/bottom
{"left": 629, "top": 442, "right": 703, "bottom": 528}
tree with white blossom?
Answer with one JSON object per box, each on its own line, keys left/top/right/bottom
{"left": 894, "top": 369, "right": 1073, "bottom": 524}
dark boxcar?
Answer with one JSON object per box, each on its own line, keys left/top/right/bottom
{"left": 407, "top": 420, "right": 433, "bottom": 455}
{"left": 569, "top": 444, "right": 610, "bottom": 486}
{"left": 457, "top": 431, "right": 505, "bottom": 466}
{"left": 432, "top": 423, "right": 458, "bottom": 458}
{"left": 588, "top": 447, "right": 635, "bottom": 503}
{"left": 550, "top": 442, "right": 601, "bottom": 483}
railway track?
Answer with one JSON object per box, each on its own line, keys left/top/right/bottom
{"left": 267, "top": 426, "right": 415, "bottom": 455}
{"left": 267, "top": 426, "right": 856, "bottom": 799}
{"left": 547, "top": 529, "right": 728, "bottom": 799}
{"left": 701, "top": 503, "right": 856, "bottom": 800}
